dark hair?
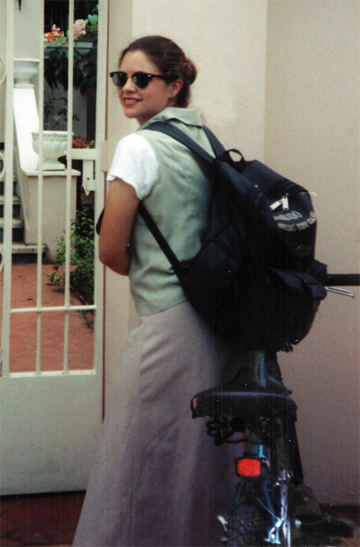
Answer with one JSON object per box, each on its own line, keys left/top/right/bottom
{"left": 119, "top": 36, "right": 197, "bottom": 108}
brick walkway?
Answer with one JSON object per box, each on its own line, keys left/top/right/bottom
{"left": 1, "top": 268, "right": 359, "bottom": 547}
{"left": 0, "top": 264, "right": 94, "bottom": 373}
{"left": 0, "top": 491, "right": 358, "bottom": 547}
{"left": 0, "top": 265, "right": 94, "bottom": 545}
{"left": 0, "top": 491, "right": 84, "bottom": 546}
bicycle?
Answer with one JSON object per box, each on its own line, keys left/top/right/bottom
{"left": 191, "top": 273, "right": 359, "bottom": 546}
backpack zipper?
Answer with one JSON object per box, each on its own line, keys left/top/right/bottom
{"left": 270, "top": 194, "right": 289, "bottom": 212}
{"left": 265, "top": 179, "right": 307, "bottom": 211}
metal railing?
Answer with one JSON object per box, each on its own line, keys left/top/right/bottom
{"left": 1, "top": 0, "right": 106, "bottom": 377}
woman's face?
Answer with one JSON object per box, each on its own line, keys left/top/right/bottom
{"left": 118, "top": 50, "right": 181, "bottom": 126}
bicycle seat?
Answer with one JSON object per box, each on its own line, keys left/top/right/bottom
{"left": 191, "top": 367, "right": 296, "bottom": 421}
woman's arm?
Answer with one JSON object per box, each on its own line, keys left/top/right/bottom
{"left": 99, "top": 178, "right": 140, "bottom": 276}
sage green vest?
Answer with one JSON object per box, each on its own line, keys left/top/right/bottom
{"left": 129, "top": 108, "right": 215, "bottom": 316}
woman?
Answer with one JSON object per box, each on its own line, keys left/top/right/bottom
{"left": 73, "top": 36, "right": 247, "bottom": 547}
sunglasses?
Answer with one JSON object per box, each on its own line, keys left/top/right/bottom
{"left": 109, "top": 71, "right": 171, "bottom": 90}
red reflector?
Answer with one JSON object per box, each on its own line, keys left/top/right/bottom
{"left": 236, "top": 458, "right": 261, "bottom": 477}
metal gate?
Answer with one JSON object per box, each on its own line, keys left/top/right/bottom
{"left": 0, "top": 0, "right": 107, "bottom": 494}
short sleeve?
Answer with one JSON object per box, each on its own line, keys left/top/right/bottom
{"left": 107, "top": 133, "right": 159, "bottom": 199}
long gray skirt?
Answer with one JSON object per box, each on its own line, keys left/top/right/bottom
{"left": 73, "top": 301, "right": 248, "bottom": 547}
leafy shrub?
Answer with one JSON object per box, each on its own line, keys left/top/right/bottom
{"left": 47, "top": 206, "right": 95, "bottom": 304}
{"left": 43, "top": 92, "right": 80, "bottom": 131}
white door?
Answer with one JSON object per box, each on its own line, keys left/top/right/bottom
{"left": 0, "top": 0, "right": 108, "bottom": 495}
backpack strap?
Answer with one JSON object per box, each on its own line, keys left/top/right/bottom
{"left": 203, "top": 126, "right": 247, "bottom": 172}
{"left": 138, "top": 201, "right": 186, "bottom": 282}
{"left": 147, "top": 121, "right": 247, "bottom": 171}
{"left": 202, "top": 126, "right": 226, "bottom": 156}
{"left": 145, "top": 121, "right": 215, "bottom": 165}
{"left": 139, "top": 121, "right": 216, "bottom": 281}
{"left": 138, "top": 121, "right": 241, "bottom": 280}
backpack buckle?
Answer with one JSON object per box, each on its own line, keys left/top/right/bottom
{"left": 270, "top": 194, "right": 289, "bottom": 212}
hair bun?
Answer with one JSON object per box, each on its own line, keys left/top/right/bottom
{"left": 184, "top": 58, "right": 197, "bottom": 86}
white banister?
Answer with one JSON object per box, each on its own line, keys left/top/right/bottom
{"left": 63, "top": 0, "right": 76, "bottom": 374}
{"left": 1, "top": 0, "right": 15, "bottom": 378}
{"left": 13, "top": 59, "right": 80, "bottom": 260}
{"left": 11, "top": 305, "right": 96, "bottom": 314}
{"left": 67, "top": 149, "right": 97, "bottom": 194}
{"left": 13, "top": 61, "right": 40, "bottom": 173}
{"left": 36, "top": 2, "right": 45, "bottom": 376}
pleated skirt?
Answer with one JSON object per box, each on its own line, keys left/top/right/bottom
{"left": 73, "top": 300, "right": 248, "bottom": 547}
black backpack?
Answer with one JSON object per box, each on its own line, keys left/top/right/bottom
{"left": 138, "top": 121, "right": 327, "bottom": 351}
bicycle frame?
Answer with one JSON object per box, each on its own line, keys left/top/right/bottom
{"left": 219, "top": 351, "right": 295, "bottom": 546}
{"left": 240, "top": 355, "right": 291, "bottom": 545}
{"left": 191, "top": 273, "right": 359, "bottom": 547}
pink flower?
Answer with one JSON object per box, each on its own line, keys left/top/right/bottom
{"left": 44, "top": 32, "right": 54, "bottom": 43}
{"left": 51, "top": 24, "right": 63, "bottom": 37}
{"left": 44, "top": 24, "right": 64, "bottom": 43}
{"left": 73, "top": 19, "right": 87, "bottom": 41}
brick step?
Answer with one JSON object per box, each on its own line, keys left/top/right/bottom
{"left": 0, "top": 217, "right": 24, "bottom": 243}
{"left": 0, "top": 195, "right": 21, "bottom": 218}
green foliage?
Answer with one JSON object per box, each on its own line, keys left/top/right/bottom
{"left": 43, "top": 92, "right": 80, "bottom": 130}
{"left": 84, "top": 7, "right": 98, "bottom": 38}
{"left": 74, "top": 1, "right": 98, "bottom": 27}
{"left": 44, "top": 4, "right": 98, "bottom": 92}
{"left": 44, "top": 45, "right": 84, "bottom": 91}
{"left": 80, "top": 59, "right": 97, "bottom": 94}
{"left": 47, "top": 206, "right": 95, "bottom": 304}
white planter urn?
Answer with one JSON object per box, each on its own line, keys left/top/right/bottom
{"left": 31, "top": 131, "right": 70, "bottom": 171}
{"left": 14, "top": 59, "right": 39, "bottom": 88}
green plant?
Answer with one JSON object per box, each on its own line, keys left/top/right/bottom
{"left": 47, "top": 206, "right": 95, "bottom": 304}
{"left": 43, "top": 91, "right": 80, "bottom": 130}
{"left": 44, "top": 41, "right": 84, "bottom": 91}
{"left": 83, "top": 6, "right": 98, "bottom": 39}
{"left": 44, "top": 5, "right": 98, "bottom": 92}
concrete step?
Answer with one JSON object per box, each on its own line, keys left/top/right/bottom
{"left": 0, "top": 217, "right": 24, "bottom": 243}
{"left": 0, "top": 242, "right": 47, "bottom": 264}
{"left": 0, "top": 178, "right": 17, "bottom": 196}
{"left": 0, "top": 195, "right": 21, "bottom": 217}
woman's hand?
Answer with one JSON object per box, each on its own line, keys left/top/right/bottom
{"left": 99, "top": 178, "right": 140, "bottom": 276}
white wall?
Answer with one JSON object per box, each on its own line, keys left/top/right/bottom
{"left": 265, "top": 0, "right": 360, "bottom": 504}
{"left": 0, "top": 0, "right": 43, "bottom": 142}
{"left": 132, "top": 0, "right": 268, "bottom": 159}
{"left": 0, "top": 1, "right": 6, "bottom": 142}
{"left": 105, "top": 0, "right": 359, "bottom": 505}
{"left": 105, "top": 0, "right": 269, "bottom": 409}
{"left": 104, "top": 0, "right": 135, "bottom": 407}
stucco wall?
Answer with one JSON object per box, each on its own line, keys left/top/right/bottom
{"left": 105, "top": 0, "right": 359, "bottom": 505}
{"left": 132, "top": 0, "right": 268, "bottom": 158}
{"left": 104, "top": 0, "right": 134, "bottom": 407}
{"left": 0, "top": 1, "right": 6, "bottom": 142}
{"left": 0, "top": 0, "right": 43, "bottom": 142}
{"left": 105, "top": 0, "right": 269, "bottom": 406}
{"left": 265, "top": 1, "right": 360, "bottom": 504}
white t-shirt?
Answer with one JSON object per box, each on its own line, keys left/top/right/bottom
{"left": 107, "top": 133, "right": 159, "bottom": 200}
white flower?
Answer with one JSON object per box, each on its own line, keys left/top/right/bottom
{"left": 73, "top": 19, "right": 87, "bottom": 41}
